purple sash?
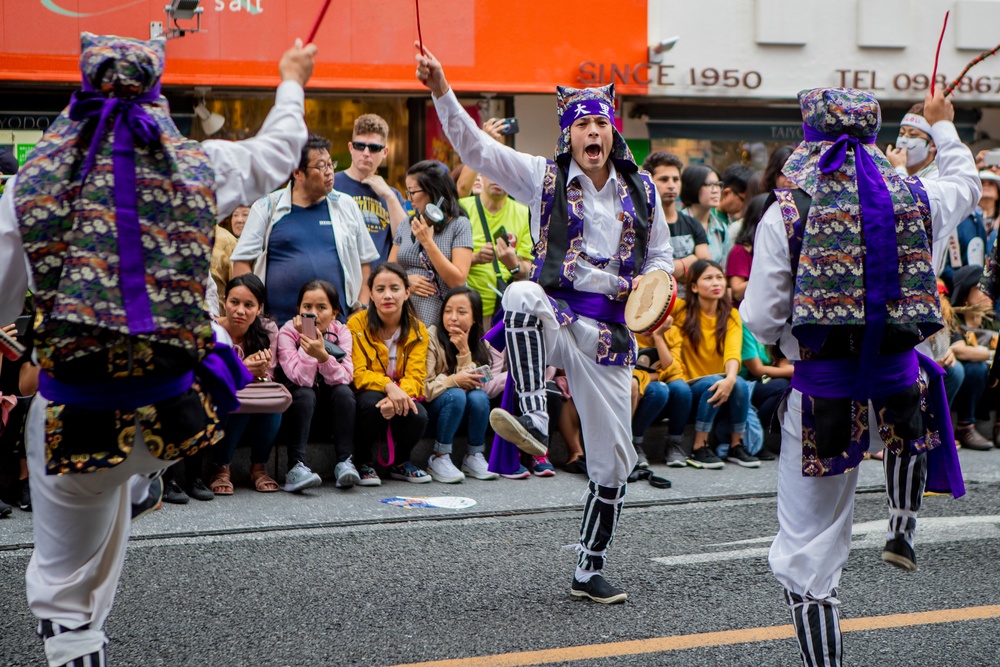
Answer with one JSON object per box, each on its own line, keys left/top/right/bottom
{"left": 484, "top": 316, "right": 523, "bottom": 475}
{"left": 68, "top": 81, "right": 164, "bottom": 335}
{"left": 548, "top": 289, "right": 626, "bottom": 324}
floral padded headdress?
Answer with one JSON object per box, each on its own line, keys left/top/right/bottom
{"left": 554, "top": 83, "right": 637, "bottom": 173}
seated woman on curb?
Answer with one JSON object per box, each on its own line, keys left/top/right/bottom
{"left": 666, "top": 259, "right": 757, "bottom": 469}
{"left": 424, "top": 286, "right": 504, "bottom": 482}
{"left": 348, "top": 262, "right": 432, "bottom": 485}
{"left": 210, "top": 274, "right": 281, "bottom": 495}
{"left": 631, "top": 322, "right": 693, "bottom": 469}
{"left": 276, "top": 279, "right": 357, "bottom": 491}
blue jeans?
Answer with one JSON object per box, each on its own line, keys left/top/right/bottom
{"left": 632, "top": 379, "right": 693, "bottom": 438}
{"left": 689, "top": 375, "right": 750, "bottom": 457}
{"left": 942, "top": 360, "right": 965, "bottom": 406}
{"left": 425, "top": 387, "right": 491, "bottom": 455}
{"left": 215, "top": 413, "right": 282, "bottom": 467}
{"left": 953, "top": 360, "right": 989, "bottom": 423}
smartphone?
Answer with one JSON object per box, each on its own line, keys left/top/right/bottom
{"left": 0, "top": 326, "right": 25, "bottom": 361}
{"left": 500, "top": 117, "right": 519, "bottom": 135}
{"left": 472, "top": 364, "right": 494, "bottom": 382}
{"left": 14, "top": 315, "right": 31, "bottom": 338}
{"left": 301, "top": 312, "right": 317, "bottom": 339}
{"left": 986, "top": 149, "right": 1000, "bottom": 167}
{"left": 493, "top": 226, "right": 509, "bottom": 244}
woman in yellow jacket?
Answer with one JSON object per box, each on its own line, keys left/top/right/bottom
{"left": 665, "top": 259, "right": 758, "bottom": 470}
{"left": 348, "top": 263, "right": 431, "bottom": 485}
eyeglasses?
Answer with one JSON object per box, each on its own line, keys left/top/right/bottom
{"left": 306, "top": 161, "right": 337, "bottom": 173}
{"left": 351, "top": 141, "right": 386, "bottom": 153}
{"left": 406, "top": 189, "right": 425, "bottom": 198}
{"left": 702, "top": 182, "right": 722, "bottom": 190}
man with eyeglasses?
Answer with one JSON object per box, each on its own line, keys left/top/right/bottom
{"left": 335, "top": 114, "right": 407, "bottom": 267}
{"left": 233, "top": 134, "right": 379, "bottom": 325}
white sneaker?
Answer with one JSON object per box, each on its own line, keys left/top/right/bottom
{"left": 334, "top": 459, "right": 361, "bottom": 488}
{"left": 461, "top": 453, "right": 499, "bottom": 480}
{"left": 283, "top": 462, "right": 322, "bottom": 493}
{"left": 427, "top": 454, "right": 465, "bottom": 483}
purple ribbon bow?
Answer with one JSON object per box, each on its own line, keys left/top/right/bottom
{"left": 68, "top": 81, "right": 164, "bottom": 334}
{"left": 802, "top": 125, "right": 901, "bottom": 400}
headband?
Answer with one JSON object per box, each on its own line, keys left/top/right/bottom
{"left": 900, "top": 113, "right": 933, "bottom": 136}
{"left": 559, "top": 99, "right": 615, "bottom": 131}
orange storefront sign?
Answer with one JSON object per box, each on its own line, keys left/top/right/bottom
{"left": 0, "top": 0, "right": 649, "bottom": 94}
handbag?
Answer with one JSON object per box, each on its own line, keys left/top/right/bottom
{"left": 234, "top": 380, "right": 292, "bottom": 414}
{"left": 474, "top": 195, "right": 509, "bottom": 296}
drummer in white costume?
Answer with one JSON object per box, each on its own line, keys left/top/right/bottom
{"left": 742, "top": 87, "right": 977, "bottom": 666}
{"left": 415, "top": 45, "right": 673, "bottom": 603}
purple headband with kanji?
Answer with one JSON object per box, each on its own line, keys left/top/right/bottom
{"left": 558, "top": 99, "right": 615, "bottom": 130}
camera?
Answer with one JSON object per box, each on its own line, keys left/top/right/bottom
{"left": 500, "top": 117, "right": 519, "bottom": 135}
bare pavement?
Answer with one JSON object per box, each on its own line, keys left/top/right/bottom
{"left": 2, "top": 447, "right": 1000, "bottom": 666}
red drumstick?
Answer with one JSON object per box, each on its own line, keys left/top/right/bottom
{"left": 944, "top": 40, "right": 1000, "bottom": 97}
{"left": 306, "top": 0, "right": 332, "bottom": 44}
{"left": 415, "top": 0, "right": 425, "bottom": 54}
{"left": 931, "top": 11, "right": 949, "bottom": 96}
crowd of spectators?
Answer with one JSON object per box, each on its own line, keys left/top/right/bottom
{"left": 2, "top": 104, "right": 998, "bottom": 515}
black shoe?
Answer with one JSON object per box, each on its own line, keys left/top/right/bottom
{"left": 755, "top": 447, "right": 776, "bottom": 461}
{"left": 18, "top": 479, "right": 31, "bottom": 512}
{"left": 162, "top": 479, "right": 190, "bottom": 504}
{"left": 563, "top": 456, "right": 588, "bottom": 475}
{"left": 0, "top": 499, "right": 11, "bottom": 518}
{"left": 687, "top": 445, "right": 724, "bottom": 469}
{"left": 489, "top": 409, "right": 548, "bottom": 456}
{"left": 571, "top": 574, "right": 628, "bottom": 604}
{"left": 725, "top": 444, "right": 762, "bottom": 468}
{"left": 882, "top": 537, "right": 917, "bottom": 571}
{"left": 131, "top": 476, "right": 163, "bottom": 521}
{"left": 188, "top": 478, "right": 215, "bottom": 502}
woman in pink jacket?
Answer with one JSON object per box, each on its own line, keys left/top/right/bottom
{"left": 276, "top": 280, "right": 356, "bottom": 492}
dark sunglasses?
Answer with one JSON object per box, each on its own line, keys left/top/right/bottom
{"left": 351, "top": 141, "right": 386, "bottom": 153}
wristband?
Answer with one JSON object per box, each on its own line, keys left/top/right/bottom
{"left": 509, "top": 264, "right": 521, "bottom": 276}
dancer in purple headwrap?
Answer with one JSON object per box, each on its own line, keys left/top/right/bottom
{"left": 742, "top": 88, "right": 978, "bottom": 666}
{"left": 0, "top": 33, "right": 316, "bottom": 667}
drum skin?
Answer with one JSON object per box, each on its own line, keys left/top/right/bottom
{"left": 625, "top": 270, "right": 677, "bottom": 334}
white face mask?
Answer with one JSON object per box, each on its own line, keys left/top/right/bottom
{"left": 896, "top": 135, "right": 931, "bottom": 167}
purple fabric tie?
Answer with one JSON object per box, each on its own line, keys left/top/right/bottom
{"left": 791, "top": 352, "right": 918, "bottom": 399}
{"left": 483, "top": 315, "right": 523, "bottom": 475}
{"left": 548, "top": 289, "right": 627, "bottom": 323}
{"left": 802, "top": 124, "right": 902, "bottom": 399}
{"left": 69, "top": 81, "right": 164, "bottom": 334}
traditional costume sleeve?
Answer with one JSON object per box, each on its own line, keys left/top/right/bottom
{"left": 0, "top": 179, "right": 31, "bottom": 326}
{"left": 643, "top": 191, "right": 675, "bottom": 276}
{"left": 922, "top": 120, "right": 982, "bottom": 246}
{"left": 202, "top": 81, "right": 307, "bottom": 220}
{"left": 740, "top": 203, "right": 795, "bottom": 351}
{"left": 433, "top": 90, "right": 547, "bottom": 238}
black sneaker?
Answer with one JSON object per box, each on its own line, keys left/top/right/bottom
{"left": 131, "top": 476, "right": 163, "bottom": 521}
{"left": 0, "top": 499, "right": 11, "bottom": 518}
{"left": 633, "top": 442, "right": 649, "bottom": 468}
{"left": 687, "top": 446, "right": 724, "bottom": 469}
{"left": 755, "top": 446, "right": 777, "bottom": 461}
{"left": 187, "top": 478, "right": 215, "bottom": 502}
{"left": 882, "top": 537, "right": 917, "bottom": 571}
{"left": 489, "top": 408, "right": 548, "bottom": 456}
{"left": 162, "top": 478, "right": 190, "bottom": 505}
{"left": 18, "top": 479, "right": 31, "bottom": 512}
{"left": 726, "top": 444, "right": 761, "bottom": 468}
{"left": 562, "top": 456, "right": 588, "bottom": 475}
{"left": 571, "top": 574, "right": 628, "bottom": 604}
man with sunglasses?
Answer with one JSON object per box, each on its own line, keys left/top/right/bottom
{"left": 335, "top": 114, "right": 407, "bottom": 267}
{"left": 233, "top": 134, "right": 380, "bottom": 324}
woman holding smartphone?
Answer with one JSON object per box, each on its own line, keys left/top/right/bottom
{"left": 276, "top": 279, "right": 356, "bottom": 491}
{"left": 348, "top": 263, "right": 431, "bottom": 485}
{"left": 390, "top": 160, "right": 474, "bottom": 326}
{"left": 423, "top": 287, "right": 505, "bottom": 482}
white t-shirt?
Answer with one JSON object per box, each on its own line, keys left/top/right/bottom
{"left": 385, "top": 327, "right": 402, "bottom": 380}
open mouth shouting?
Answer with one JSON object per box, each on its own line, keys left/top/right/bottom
{"left": 584, "top": 142, "right": 603, "bottom": 164}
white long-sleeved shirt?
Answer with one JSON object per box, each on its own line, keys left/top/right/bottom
{"left": 741, "top": 120, "right": 981, "bottom": 361}
{"left": 0, "top": 80, "right": 308, "bottom": 327}
{"left": 433, "top": 89, "right": 673, "bottom": 296}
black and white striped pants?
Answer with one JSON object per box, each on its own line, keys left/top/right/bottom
{"left": 38, "top": 621, "right": 106, "bottom": 667}
{"left": 785, "top": 589, "right": 843, "bottom": 667}
{"left": 577, "top": 480, "right": 627, "bottom": 571}
{"left": 503, "top": 310, "right": 548, "bottom": 418}
{"left": 883, "top": 450, "right": 927, "bottom": 545}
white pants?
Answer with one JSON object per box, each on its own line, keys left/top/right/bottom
{"left": 769, "top": 390, "right": 861, "bottom": 598}
{"left": 25, "top": 396, "right": 176, "bottom": 667}
{"left": 502, "top": 282, "right": 637, "bottom": 488}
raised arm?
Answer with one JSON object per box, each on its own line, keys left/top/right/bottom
{"left": 203, "top": 40, "right": 317, "bottom": 219}
{"left": 415, "top": 44, "right": 545, "bottom": 206}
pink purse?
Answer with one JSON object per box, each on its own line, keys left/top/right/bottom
{"left": 233, "top": 381, "right": 292, "bottom": 414}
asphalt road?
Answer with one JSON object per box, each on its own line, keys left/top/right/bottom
{"left": 2, "top": 470, "right": 1000, "bottom": 666}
